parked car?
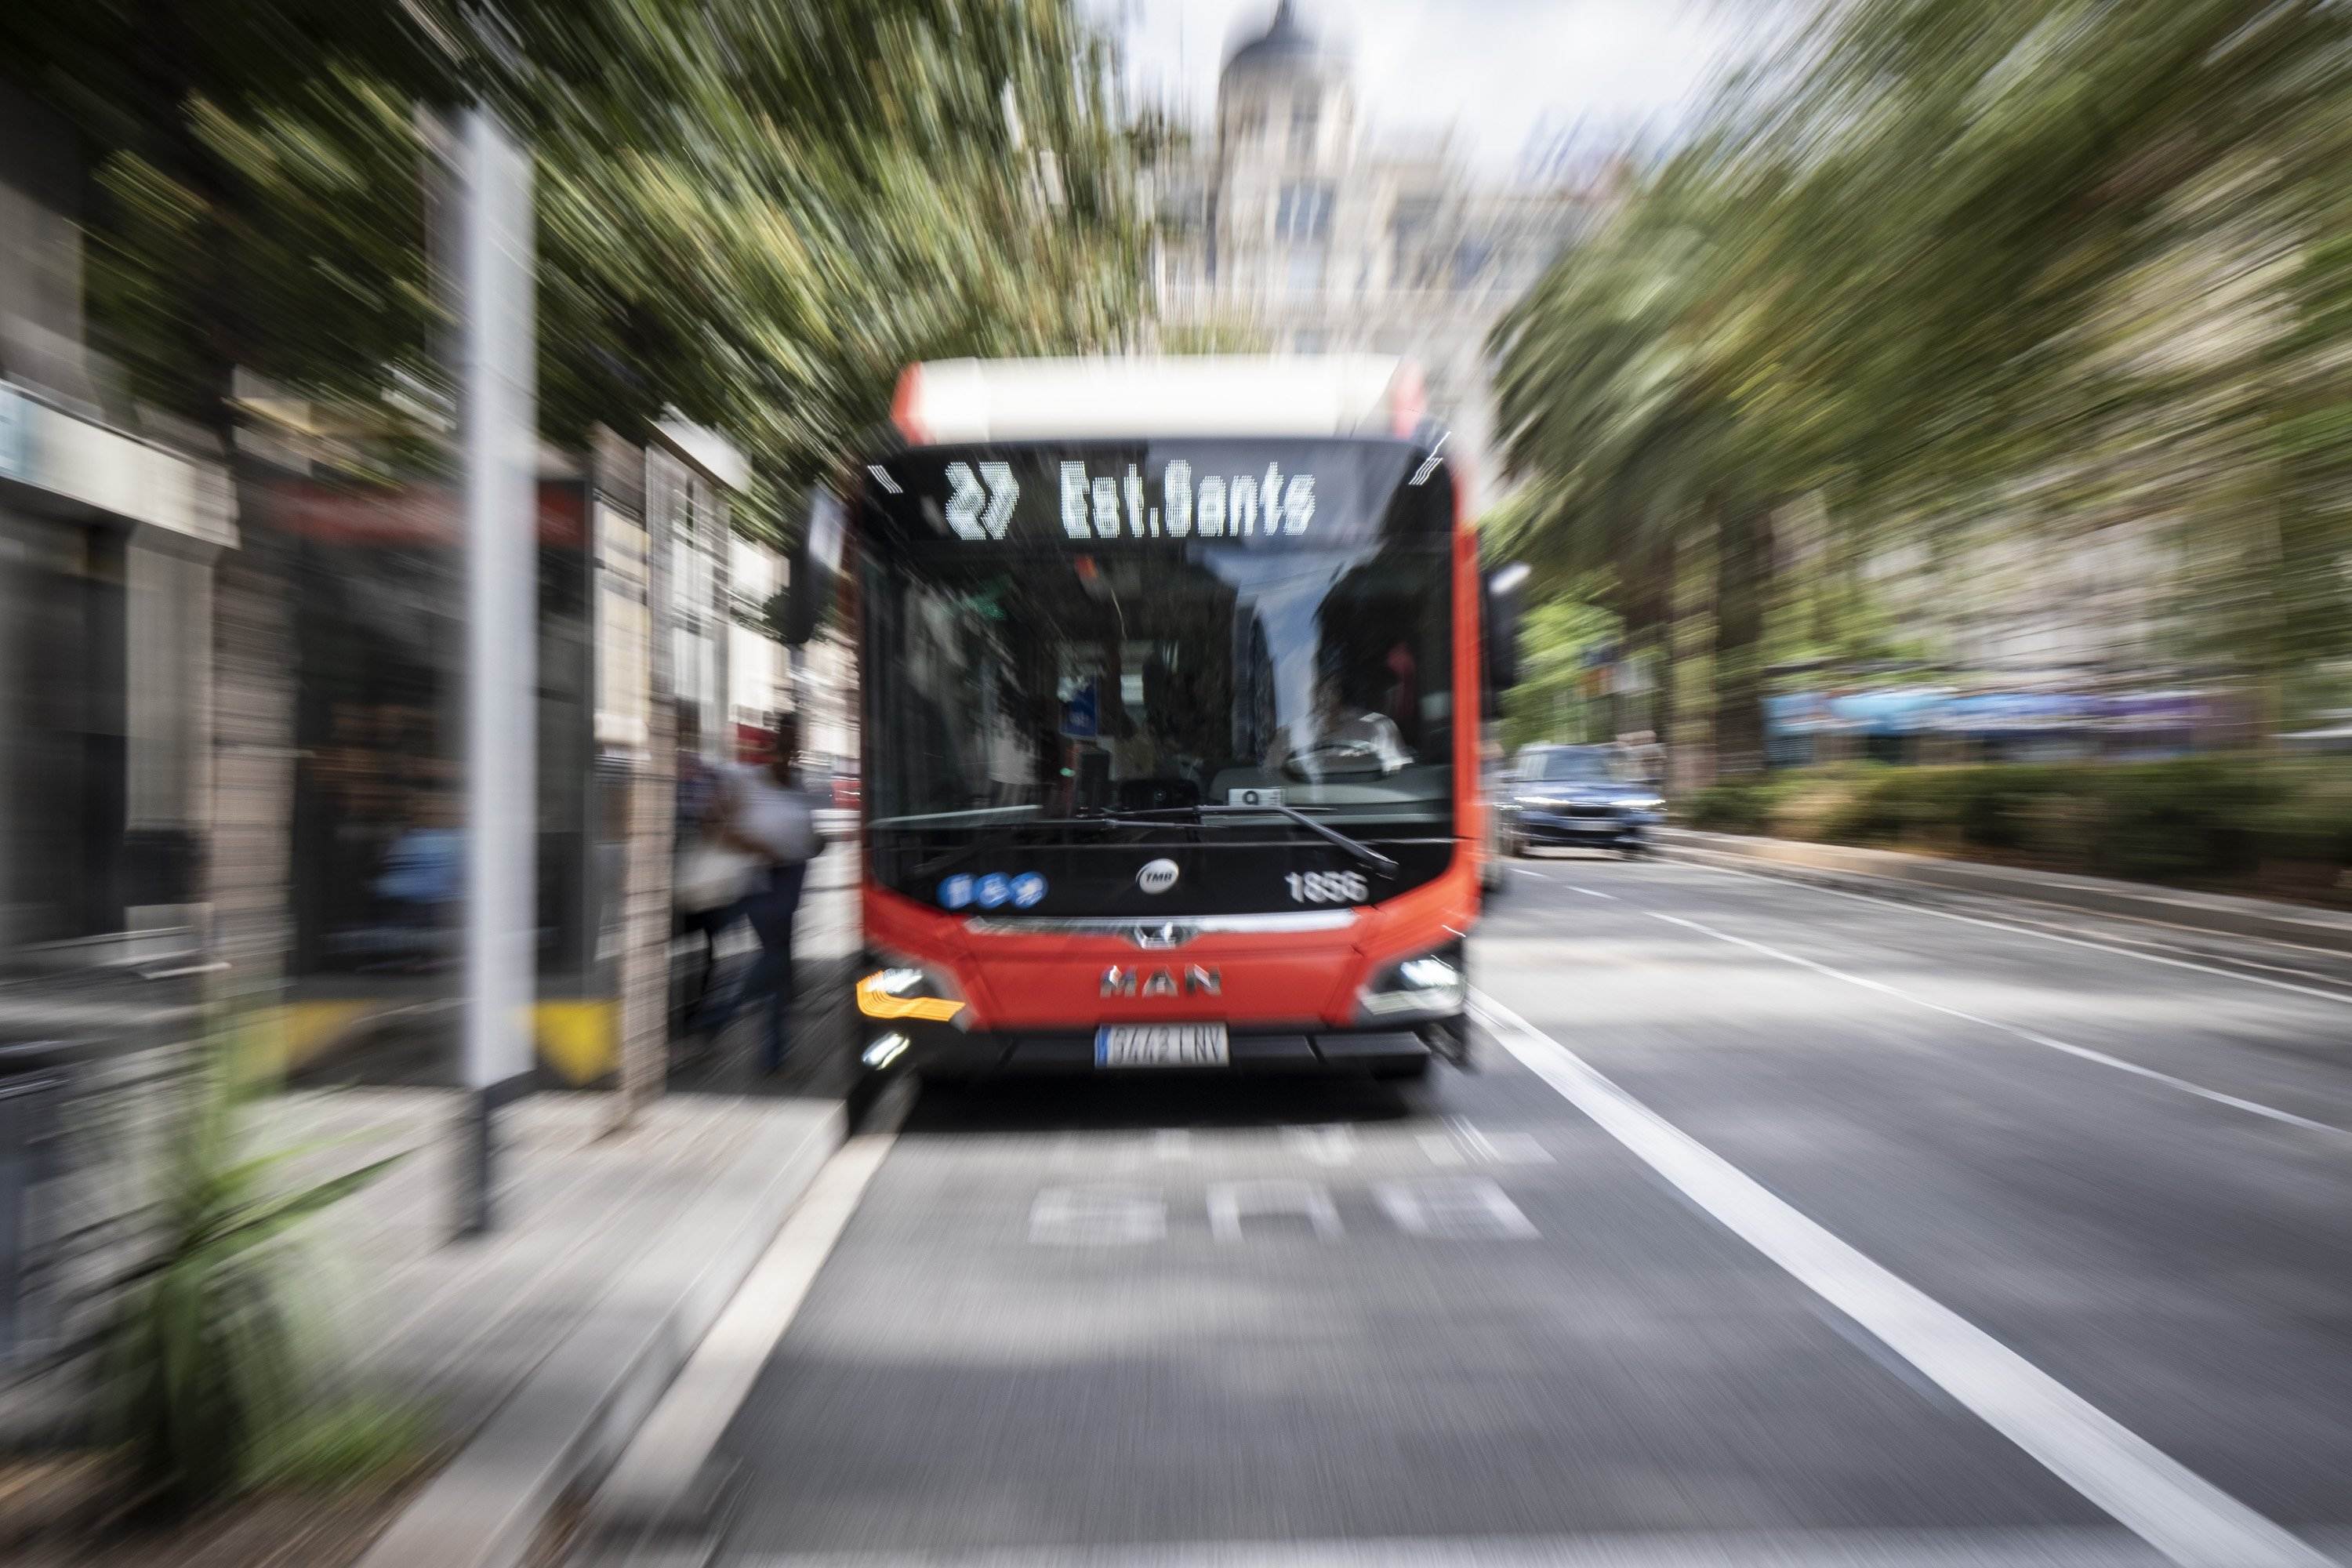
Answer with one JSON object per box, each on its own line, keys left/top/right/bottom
{"left": 1504, "top": 743, "right": 1664, "bottom": 856}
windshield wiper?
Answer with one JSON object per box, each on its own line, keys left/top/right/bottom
{"left": 1201, "top": 803, "right": 1398, "bottom": 877}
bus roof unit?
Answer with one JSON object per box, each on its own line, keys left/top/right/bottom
{"left": 891, "top": 356, "right": 1428, "bottom": 445}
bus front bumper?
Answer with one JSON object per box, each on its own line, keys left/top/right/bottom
{"left": 858, "top": 1018, "right": 1441, "bottom": 1080}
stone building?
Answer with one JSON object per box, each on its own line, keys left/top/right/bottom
{"left": 1149, "top": 1, "right": 1606, "bottom": 510}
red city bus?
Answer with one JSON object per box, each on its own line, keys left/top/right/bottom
{"left": 782, "top": 357, "right": 1523, "bottom": 1084}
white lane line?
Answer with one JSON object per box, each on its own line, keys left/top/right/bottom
{"left": 1649, "top": 912, "right": 2350, "bottom": 1143}
{"left": 728, "top": 1526, "right": 2175, "bottom": 1566}
{"left": 1510, "top": 864, "right": 1549, "bottom": 880}
{"left": 594, "top": 1111, "right": 902, "bottom": 1523}
{"left": 1668, "top": 855, "right": 2352, "bottom": 1010}
{"left": 1567, "top": 885, "right": 1617, "bottom": 900}
{"left": 1470, "top": 989, "right": 2332, "bottom": 1568}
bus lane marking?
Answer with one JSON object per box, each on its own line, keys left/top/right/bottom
{"left": 1208, "top": 1180, "right": 1343, "bottom": 1243}
{"left": 1471, "top": 988, "right": 2333, "bottom": 1568}
{"left": 1281, "top": 1124, "right": 1359, "bottom": 1166}
{"left": 1374, "top": 1178, "right": 1538, "bottom": 1240}
{"left": 1029, "top": 1185, "right": 1165, "bottom": 1247}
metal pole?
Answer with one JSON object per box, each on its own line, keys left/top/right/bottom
{"left": 457, "top": 107, "right": 536, "bottom": 1236}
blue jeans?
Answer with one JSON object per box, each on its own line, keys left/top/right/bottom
{"left": 695, "top": 862, "right": 808, "bottom": 1072}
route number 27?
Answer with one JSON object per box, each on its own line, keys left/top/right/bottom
{"left": 1287, "top": 870, "right": 1368, "bottom": 904}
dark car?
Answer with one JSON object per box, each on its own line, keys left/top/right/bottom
{"left": 1503, "top": 743, "right": 1664, "bottom": 857}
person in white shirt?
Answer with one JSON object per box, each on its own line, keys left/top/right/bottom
{"left": 1267, "top": 670, "right": 1411, "bottom": 779}
{"left": 693, "top": 713, "right": 826, "bottom": 1073}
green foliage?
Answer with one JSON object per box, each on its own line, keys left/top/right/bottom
{"left": 1490, "top": 0, "right": 2352, "bottom": 763}
{"left": 252, "top": 1396, "right": 434, "bottom": 1494}
{"left": 1685, "top": 780, "right": 1779, "bottom": 835}
{"left": 1497, "top": 590, "right": 1622, "bottom": 753}
{"left": 99, "top": 1056, "right": 405, "bottom": 1513}
{"left": 6, "top": 0, "right": 1146, "bottom": 508}
{"left": 1710, "top": 758, "right": 2343, "bottom": 891}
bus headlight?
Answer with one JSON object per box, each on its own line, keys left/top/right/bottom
{"left": 1356, "top": 950, "right": 1465, "bottom": 1022}
{"left": 856, "top": 964, "right": 967, "bottom": 1025}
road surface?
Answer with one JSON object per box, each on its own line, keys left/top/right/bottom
{"left": 665, "top": 854, "right": 2352, "bottom": 1567}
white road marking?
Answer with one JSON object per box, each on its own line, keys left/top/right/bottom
{"left": 1374, "top": 1178, "right": 1539, "bottom": 1240}
{"left": 1568, "top": 885, "right": 1617, "bottom": 900}
{"left": 1471, "top": 989, "right": 2334, "bottom": 1568}
{"left": 1207, "top": 1179, "right": 1342, "bottom": 1243}
{"left": 1510, "top": 864, "right": 1548, "bottom": 880}
{"left": 1052, "top": 1128, "right": 1198, "bottom": 1173}
{"left": 1415, "top": 1133, "right": 1466, "bottom": 1166}
{"left": 728, "top": 1524, "right": 2184, "bottom": 1566}
{"left": 595, "top": 1114, "right": 901, "bottom": 1523}
{"left": 1650, "top": 912, "right": 2350, "bottom": 1143}
{"left": 1668, "top": 855, "right": 2352, "bottom": 1010}
{"left": 1446, "top": 1114, "right": 1501, "bottom": 1160}
{"left": 1283, "top": 1124, "right": 1360, "bottom": 1166}
{"left": 1029, "top": 1185, "right": 1166, "bottom": 1246}
{"left": 1443, "top": 1114, "right": 1554, "bottom": 1165}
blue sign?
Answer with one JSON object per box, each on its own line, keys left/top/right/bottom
{"left": 1061, "top": 679, "right": 1098, "bottom": 739}
{"left": 1010, "top": 872, "right": 1047, "bottom": 908}
{"left": 975, "top": 873, "right": 1013, "bottom": 909}
{"left": 938, "top": 874, "right": 974, "bottom": 909}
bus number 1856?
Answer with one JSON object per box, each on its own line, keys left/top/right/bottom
{"left": 1287, "top": 871, "right": 1368, "bottom": 904}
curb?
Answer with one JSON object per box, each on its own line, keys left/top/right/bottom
{"left": 1656, "top": 829, "right": 2352, "bottom": 956}
{"left": 355, "top": 1102, "right": 847, "bottom": 1568}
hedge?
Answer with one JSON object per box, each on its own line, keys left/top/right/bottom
{"left": 1679, "top": 758, "right": 2352, "bottom": 895}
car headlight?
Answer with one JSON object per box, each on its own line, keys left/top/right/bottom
{"left": 1624, "top": 796, "right": 1664, "bottom": 815}
{"left": 1356, "top": 949, "right": 1466, "bottom": 1022}
{"left": 856, "top": 961, "right": 967, "bottom": 1025}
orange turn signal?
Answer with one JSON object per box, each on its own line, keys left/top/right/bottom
{"left": 855, "top": 970, "right": 965, "bottom": 1023}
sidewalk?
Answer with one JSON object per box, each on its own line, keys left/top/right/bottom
{"left": 1657, "top": 827, "right": 2352, "bottom": 956}
{"left": 2, "top": 861, "right": 868, "bottom": 1568}
{"left": 347, "top": 859, "right": 866, "bottom": 1568}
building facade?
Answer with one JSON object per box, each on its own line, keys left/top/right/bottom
{"left": 0, "top": 83, "right": 237, "bottom": 960}
{"left": 1150, "top": 1, "right": 1604, "bottom": 510}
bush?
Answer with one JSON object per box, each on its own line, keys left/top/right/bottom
{"left": 1686, "top": 780, "right": 1777, "bottom": 834}
{"left": 99, "top": 1054, "right": 406, "bottom": 1514}
{"left": 2082, "top": 759, "right": 2278, "bottom": 882}
{"left": 1705, "top": 756, "right": 2344, "bottom": 894}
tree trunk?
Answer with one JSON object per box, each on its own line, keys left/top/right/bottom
{"left": 1646, "top": 528, "right": 1675, "bottom": 756}
{"left": 1713, "top": 500, "right": 1770, "bottom": 780}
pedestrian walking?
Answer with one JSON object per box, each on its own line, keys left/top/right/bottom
{"left": 694, "top": 713, "right": 826, "bottom": 1073}
{"left": 673, "top": 706, "right": 747, "bottom": 1029}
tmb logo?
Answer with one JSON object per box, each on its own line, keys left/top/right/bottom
{"left": 1135, "top": 858, "right": 1180, "bottom": 895}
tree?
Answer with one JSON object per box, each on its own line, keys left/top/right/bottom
{"left": 5, "top": 0, "right": 1147, "bottom": 499}
{"left": 1491, "top": 0, "right": 2352, "bottom": 779}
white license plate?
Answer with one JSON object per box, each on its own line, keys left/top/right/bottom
{"left": 1095, "top": 1023, "right": 1230, "bottom": 1069}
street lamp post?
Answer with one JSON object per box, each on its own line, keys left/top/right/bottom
{"left": 455, "top": 107, "right": 536, "bottom": 1236}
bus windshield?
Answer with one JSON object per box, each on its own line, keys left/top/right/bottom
{"left": 858, "top": 439, "right": 1454, "bottom": 843}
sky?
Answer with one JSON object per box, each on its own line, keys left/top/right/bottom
{"left": 1094, "top": 0, "right": 1751, "bottom": 176}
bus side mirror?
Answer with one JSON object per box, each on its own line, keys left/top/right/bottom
{"left": 775, "top": 487, "right": 846, "bottom": 647}
{"left": 1483, "top": 561, "right": 1529, "bottom": 696}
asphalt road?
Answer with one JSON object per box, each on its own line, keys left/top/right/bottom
{"left": 690, "top": 853, "right": 2352, "bottom": 1568}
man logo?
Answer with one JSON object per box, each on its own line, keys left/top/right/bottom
{"left": 1136, "top": 858, "right": 1180, "bottom": 895}
{"left": 1102, "top": 965, "right": 1221, "bottom": 997}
